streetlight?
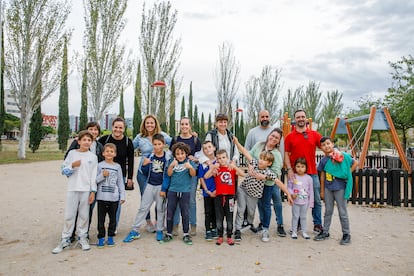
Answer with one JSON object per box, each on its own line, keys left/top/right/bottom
{"left": 149, "top": 80, "right": 166, "bottom": 114}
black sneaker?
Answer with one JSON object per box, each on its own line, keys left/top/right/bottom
{"left": 234, "top": 230, "right": 241, "bottom": 241}
{"left": 314, "top": 232, "right": 330, "bottom": 241}
{"left": 277, "top": 225, "right": 286, "bottom": 237}
{"left": 255, "top": 223, "right": 263, "bottom": 233}
{"left": 313, "top": 224, "right": 323, "bottom": 234}
{"left": 183, "top": 234, "right": 193, "bottom": 245}
{"left": 340, "top": 234, "right": 351, "bottom": 245}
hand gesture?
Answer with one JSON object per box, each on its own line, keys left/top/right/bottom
{"left": 72, "top": 160, "right": 81, "bottom": 168}
{"left": 142, "top": 157, "right": 151, "bottom": 166}
{"left": 103, "top": 169, "right": 109, "bottom": 177}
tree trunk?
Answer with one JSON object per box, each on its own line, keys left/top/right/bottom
{"left": 18, "top": 119, "right": 29, "bottom": 159}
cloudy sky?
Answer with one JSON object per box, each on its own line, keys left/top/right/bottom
{"left": 43, "top": 0, "right": 414, "bottom": 118}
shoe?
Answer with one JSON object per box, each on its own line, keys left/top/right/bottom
{"left": 261, "top": 229, "right": 270, "bottom": 242}
{"left": 340, "top": 234, "right": 351, "bottom": 245}
{"left": 256, "top": 223, "right": 263, "bottom": 233}
{"left": 162, "top": 233, "right": 173, "bottom": 243}
{"left": 79, "top": 237, "right": 91, "bottom": 251}
{"left": 291, "top": 232, "right": 298, "bottom": 239}
{"left": 250, "top": 225, "right": 258, "bottom": 233}
{"left": 145, "top": 223, "right": 156, "bottom": 233}
{"left": 277, "top": 225, "right": 287, "bottom": 237}
{"left": 216, "top": 237, "right": 223, "bottom": 246}
{"left": 107, "top": 236, "right": 115, "bottom": 247}
{"left": 234, "top": 230, "right": 241, "bottom": 241}
{"left": 172, "top": 224, "right": 179, "bottom": 236}
{"left": 241, "top": 222, "right": 251, "bottom": 232}
{"left": 70, "top": 234, "right": 76, "bottom": 243}
{"left": 123, "top": 230, "right": 141, "bottom": 243}
{"left": 190, "top": 224, "right": 197, "bottom": 236}
{"left": 302, "top": 232, "right": 310, "bottom": 240}
{"left": 211, "top": 229, "right": 218, "bottom": 239}
{"left": 52, "top": 239, "right": 71, "bottom": 254}
{"left": 313, "top": 224, "right": 323, "bottom": 234}
{"left": 314, "top": 232, "right": 330, "bottom": 241}
{"left": 97, "top": 238, "right": 105, "bottom": 248}
{"left": 183, "top": 234, "right": 193, "bottom": 245}
{"left": 156, "top": 230, "right": 164, "bottom": 241}
{"left": 227, "top": 237, "right": 235, "bottom": 246}
{"left": 205, "top": 231, "right": 213, "bottom": 241}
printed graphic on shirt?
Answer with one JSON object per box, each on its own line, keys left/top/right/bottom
{"left": 173, "top": 163, "right": 187, "bottom": 173}
{"left": 219, "top": 171, "right": 233, "bottom": 186}
{"left": 101, "top": 167, "right": 119, "bottom": 193}
{"left": 293, "top": 181, "right": 308, "bottom": 200}
{"left": 152, "top": 158, "right": 165, "bottom": 173}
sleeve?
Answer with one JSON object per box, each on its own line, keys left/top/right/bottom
{"left": 266, "top": 170, "right": 277, "bottom": 181}
{"left": 232, "top": 145, "right": 240, "bottom": 164}
{"left": 89, "top": 156, "right": 98, "bottom": 192}
{"left": 61, "top": 151, "right": 74, "bottom": 177}
{"left": 132, "top": 134, "right": 140, "bottom": 150}
{"left": 317, "top": 157, "right": 327, "bottom": 172}
{"left": 195, "top": 137, "right": 202, "bottom": 153}
{"left": 117, "top": 165, "right": 126, "bottom": 201}
{"left": 161, "top": 159, "right": 172, "bottom": 192}
{"left": 169, "top": 136, "right": 176, "bottom": 150}
{"left": 244, "top": 130, "right": 253, "bottom": 150}
{"left": 127, "top": 138, "right": 134, "bottom": 180}
{"left": 162, "top": 132, "right": 172, "bottom": 146}
{"left": 96, "top": 162, "right": 105, "bottom": 185}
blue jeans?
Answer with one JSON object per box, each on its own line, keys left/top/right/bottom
{"left": 173, "top": 176, "right": 197, "bottom": 226}
{"left": 137, "top": 170, "right": 151, "bottom": 221}
{"left": 259, "top": 185, "right": 273, "bottom": 228}
{"left": 310, "top": 174, "right": 322, "bottom": 225}
{"left": 258, "top": 185, "right": 283, "bottom": 227}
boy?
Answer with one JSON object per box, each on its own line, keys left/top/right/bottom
{"left": 233, "top": 137, "right": 293, "bottom": 242}
{"left": 314, "top": 137, "right": 358, "bottom": 245}
{"left": 96, "top": 143, "right": 125, "bottom": 247}
{"left": 204, "top": 149, "right": 245, "bottom": 246}
{"left": 160, "top": 142, "right": 197, "bottom": 245}
{"left": 123, "top": 134, "right": 171, "bottom": 243}
{"left": 52, "top": 130, "right": 98, "bottom": 254}
{"left": 198, "top": 141, "right": 218, "bottom": 241}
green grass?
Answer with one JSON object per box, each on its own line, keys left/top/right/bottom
{"left": 0, "top": 140, "right": 65, "bottom": 165}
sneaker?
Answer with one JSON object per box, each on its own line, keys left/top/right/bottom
{"left": 256, "top": 223, "right": 264, "bottom": 233}
{"left": 261, "top": 229, "right": 270, "bottom": 242}
{"left": 277, "top": 225, "right": 287, "bottom": 237}
{"left": 107, "top": 236, "right": 115, "bottom": 247}
{"left": 211, "top": 229, "right": 218, "bottom": 239}
{"left": 250, "top": 225, "right": 258, "bottom": 233}
{"left": 216, "top": 237, "right": 223, "bottom": 246}
{"left": 205, "top": 231, "right": 213, "bottom": 241}
{"left": 97, "top": 238, "right": 105, "bottom": 248}
{"left": 227, "top": 237, "right": 235, "bottom": 246}
{"left": 123, "top": 230, "right": 141, "bottom": 243}
{"left": 79, "top": 238, "right": 91, "bottom": 251}
{"left": 183, "top": 234, "right": 193, "bottom": 245}
{"left": 162, "top": 233, "right": 173, "bottom": 243}
{"left": 172, "top": 224, "right": 179, "bottom": 236}
{"left": 302, "top": 232, "right": 310, "bottom": 240}
{"left": 314, "top": 232, "right": 330, "bottom": 241}
{"left": 190, "top": 224, "right": 197, "bottom": 236}
{"left": 234, "top": 230, "right": 242, "bottom": 241}
{"left": 241, "top": 222, "right": 251, "bottom": 232}
{"left": 145, "top": 223, "right": 156, "bottom": 233}
{"left": 52, "top": 239, "right": 71, "bottom": 254}
{"left": 291, "top": 232, "right": 298, "bottom": 239}
{"left": 156, "top": 230, "right": 164, "bottom": 241}
{"left": 313, "top": 224, "right": 323, "bottom": 234}
{"left": 340, "top": 234, "right": 351, "bottom": 245}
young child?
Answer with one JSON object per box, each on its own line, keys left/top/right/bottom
{"left": 160, "top": 142, "right": 197, "bottom": 245}
{"left": 288, "top": 158, "right": 314, "bottom": 240}
{"left": 314, "top": 137, "right": 358, "bottom": 245}
{"left": 233, "top": 137, "right": 293, "bottom": 242}
{"left": 123, "top": 134, "right": 171, "bottom": 243}
{"left": 198, "top": 141, "right": 218, "bottom": 241}
{"left": 204, "top": 149, "right": 245, "bottom": 246}
{"left": 95, "top": 143, "right": 125, "bottom": 248}
{"left": 52, "top": 130, "right": 98, "bottom": 254}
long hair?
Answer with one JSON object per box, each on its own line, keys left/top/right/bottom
{"left": 140, "top": 114, "right": 162, "bottom": 137}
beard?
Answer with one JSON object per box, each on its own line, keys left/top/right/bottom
{"left": 260, "top": 120, "right": 270, "bottom": 127}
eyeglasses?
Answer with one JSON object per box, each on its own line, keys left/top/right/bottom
{"left": 302, "top": 132, "right": 308, "bottom": 139}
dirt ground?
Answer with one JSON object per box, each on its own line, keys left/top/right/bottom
{"left": 0, "top": 160, "right": 413, "bottom": 275}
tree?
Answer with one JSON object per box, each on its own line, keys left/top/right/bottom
{"left": 119, "top": 87, "right": 125, "bottom": 118}
{"left": 385, "top": 55, "right": 414, "bottom": 150}
{"left": 318, "top": 90, "right": 344, "bottom": 136}
{"left": 58, "top": 36, "right": 70, "bottom": 152}
{"left": 199, "top": 112, "right": 206, "bottom": 139}
{"left": 5, "top": 0, "right": 69, "bottom": 159}
{"left": 207, "top": 113, "right": 212, "bottom": 134}
{"left": 79, "top": 60, "right": 88, "bottom": 131}
{"left": 180, "top": 96, "right": 185, "bottom": 118}
{"left": 84, "top": 0, "right": 131, "bottom": 121}
{"left": 132, "top": 61, "right": 142, "bottom": 137}
{"left": 29, "top": 106, "right": 43, "bottom": 153}
{"left": 303, "top": 81, "right": 322, "bottom": 121}
{"left": 193, "top": 104, "right": 199, "bottom": 134}
{"left": 281, "top": 86, "right": 305, "bottom": 119}
{"left": 214, "top": 42, "right": 240, "bottom": 123}
{"left": 139, "top": 1, "right": 182, "bottom": 117}
{"left": 169, "top": 80, "right": 176, "bottom": 136}
{"left": 0, "top": 21, "right": 4, "bottom": 141}
{"left": 188, "top": 82, "right": 193, "bottom": 122}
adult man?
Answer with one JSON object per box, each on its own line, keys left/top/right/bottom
{"left": 284, "top": 109, "right": 323, "bottom": 233}
{"left": 244, "top": 110, "right": 286, "bottom": 237}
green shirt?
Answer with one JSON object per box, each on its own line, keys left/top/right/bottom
{"left": 250, "top": 142, "right": 282, "bottom": 186}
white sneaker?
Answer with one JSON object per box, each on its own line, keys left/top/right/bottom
{"left": 79, "top": 238, "right": 91, "bottom": 251}
{"left": 261, "top": 229, "right": 270, "bottom": 242}
{"left": 291, "top": 232, "right": 298, "bottom": 239}
{"left": 302, "top": 232, "right": 310, "bottom": 239}
{"left": 52, "top": 239, "right": 71, "bottom": 254}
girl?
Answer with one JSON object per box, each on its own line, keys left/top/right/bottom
{"left": 287, "top": 158, "right": 314, "bottom": 239}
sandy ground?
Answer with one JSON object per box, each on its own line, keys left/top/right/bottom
{"left": 0, "top": 159, "right": 414, "bottom": 275}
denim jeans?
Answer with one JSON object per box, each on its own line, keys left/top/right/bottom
{"left": 310, "top": 174, "right": 322, "bottom": 225}
{"left": 137, "top": 170, "right": 151, "bottom": 221}
{"left": 173, "top": 175, "right": 198, "bottom": 226}
{"left": 259, "top": 185, "right": 273, "bottom": 228}
{"left": 258, "top": 185, "right": 283, "bottom": 227}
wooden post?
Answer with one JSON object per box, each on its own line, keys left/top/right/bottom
{"left": 358, "top": 106, "right": 376, "bottom": 170}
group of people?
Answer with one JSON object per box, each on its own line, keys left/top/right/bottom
{"left": 52, "top": 109, "right": 358, "bottom": 254}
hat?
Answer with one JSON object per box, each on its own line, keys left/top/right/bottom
{"left": 215, "top": 113, "right": 229, "bottom": 121}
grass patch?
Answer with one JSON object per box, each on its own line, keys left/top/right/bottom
{"left": 0, "top": 140, "right": 65, "bottom": 165}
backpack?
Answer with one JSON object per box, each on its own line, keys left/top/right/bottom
{"left": 206, "top": 128, "right": 235, "bottom": 159}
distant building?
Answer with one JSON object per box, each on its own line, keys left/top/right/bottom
{"left": 5, "top": 89, "right": 20, "bottom": 118}
{"left": 42, "top": 114, "right": 58, "bottom": 129}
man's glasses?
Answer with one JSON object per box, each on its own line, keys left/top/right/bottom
{"left": 302, "top": 132, "right": 308, "bottom": 139}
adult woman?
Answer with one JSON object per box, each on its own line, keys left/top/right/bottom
{"left": 170, "top": 117, "right": 202, "bottom": 236}
{"left": 133, "top": 114, "right": 172, "bottom": 232}
{"left": 249, "top": 128, "right": 284, "bottom": 242}
{"left": 98, "top": 117, "right": 134, "bottom": 230}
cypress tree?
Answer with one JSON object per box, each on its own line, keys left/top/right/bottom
{"left": 200, "top": 112, "right": 206, "bottom": 139}
{"left": 193, "top": 104, "right": 199, "bottom": 134}
{"left": 132, "top": 62, "right": 142, "bottom": 137}
{"left": 169, "top": 80, "right": 176, "bottom": 136}
{"left": 180, "top": 96, "right": 185, "bottom": 118}
{"left": 58, "top": 36, "right": 70, "bottom": 152}
{"left": 79, "top": 60, "right": 88, "bottom": 131}
{"left": 207, "top": 113, "right": 212, "bottom": 133}
{"left": 0, "top": 22, "right": 5, "bottom": 141}
{"left": 188, "top": 81, "right": 193, "bottom": 122}
{"left": 29, "top": 105, "right": 43, "bottom": 153}
{"left": 119, "top": 87, "right": 125, "bottom": 118}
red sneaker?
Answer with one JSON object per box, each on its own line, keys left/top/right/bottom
{"left": 216, "top": 237, "right": 223, "bottom": 246}
{"left": 227, "top": 237, "right": 235, "bottom": 246}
